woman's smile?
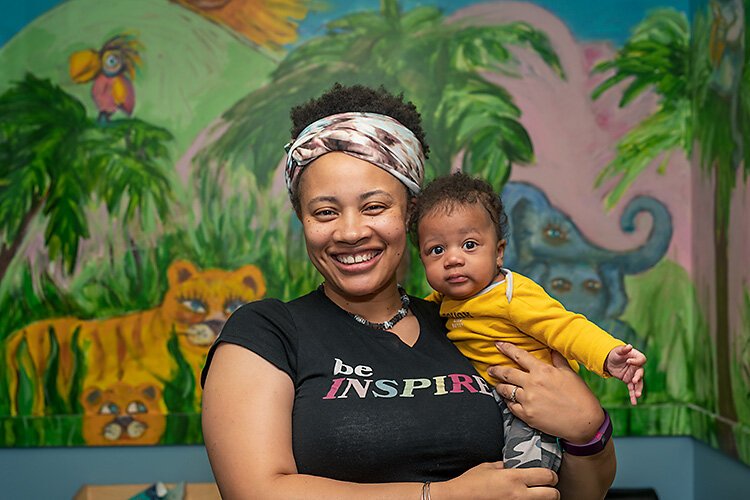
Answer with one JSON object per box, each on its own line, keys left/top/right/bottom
{"left": 332, "top": 250, "right": 382, "bottom": 266}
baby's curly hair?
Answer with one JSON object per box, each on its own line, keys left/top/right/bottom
{"left": 409, "top": 172, "right": 509, "bottom": 247}
{"left": 289, "top": 83, "right": 430, "bottom": 214}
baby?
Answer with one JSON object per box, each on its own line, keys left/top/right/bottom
{"left": 410, "top": 173, "right": 646, "bottom": 471}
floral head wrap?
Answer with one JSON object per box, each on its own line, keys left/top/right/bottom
{"left": 284, "top": 112, "right": 425, "bottom": 197}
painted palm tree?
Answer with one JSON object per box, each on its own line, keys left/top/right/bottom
{"left": 592, "top": 3, "right": 749, "bottom": 456}
{"left": 198, "top": 0, "right": 563, "bottom": 190}
{"left": 0, "top": 74, "right": 174, "bottom": 285}
{"left": 590, "top": 10, "right": 692, "bottom": 207}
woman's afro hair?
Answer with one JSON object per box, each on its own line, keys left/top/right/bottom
{"left": 290, "top": 83, "right": 430, "bottom": 158}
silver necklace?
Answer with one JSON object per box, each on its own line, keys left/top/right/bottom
{"left": 336, "top": 285, "right": 411, "bottom": 331}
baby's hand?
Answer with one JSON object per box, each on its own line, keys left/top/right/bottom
{"left": 605, "top": 344, "right": 647, "bottom": 405}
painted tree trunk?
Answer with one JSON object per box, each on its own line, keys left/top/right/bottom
{"left": 0, "top": 196, "right": 45, "bottom": 285}
{"left": 714, "top": 173, "right": 738, "bottom": 457}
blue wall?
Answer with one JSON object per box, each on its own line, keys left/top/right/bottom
{"left": 2, "top": 436, "right": 749, "bottom": 499}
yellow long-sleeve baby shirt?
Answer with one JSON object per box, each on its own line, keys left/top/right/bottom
{"left": 429, "top": 271, "right": 625, "bottom": 383}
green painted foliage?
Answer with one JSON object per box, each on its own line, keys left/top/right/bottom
{"left": 198, "top": 0, "right": 563, "bottom": 192}
{"left": 591, "top": 9, "right": 691, "bottom": 208}
{"left": 733, "top": 290, "right": 750, "bottom": 462}
{"left": 0, "top": 265, "right": 80, "bottom": 342}
{"left": 67, "top": 327, "right": 86, "bottom": 416}
{"left": 0, "top": 74, "right": 174, "bottom": 280}
{"left": 13, "top": 338, "right": 36, "bottom": 417}
{"left": 161, "top": 329, "right": 202, "bottom": 444}
{"left": 72, "top": 241, "right": 174, "bottom": 318}
{"left": 592, "top": 10, "right": 690, "bottom": 105}
{"left": 690, "top": 4, "right": 750, "bottom": 229}
{"left": 581, "top": 260, "right": 716, "bottom": 439}
{"left": 43, "top": 328, "right": 67, "bottom": 416}
{"left": 162, "top": 330, "right": 195, "bottom": 414}
{"left": 592, "top": 5, "right": 750, "bottom": 223}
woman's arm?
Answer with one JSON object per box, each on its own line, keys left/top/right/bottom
{"left": 202, "top": 342, "right": 561, "bottom": 499}
{"left": 556, "top": 441, "right": 616, "bottom": 500}
{"left": 489, "top": 343, "right": 617, "bottom": 499}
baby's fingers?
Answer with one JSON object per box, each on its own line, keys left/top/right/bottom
{"left": 628, "top": 378, "right": 645, "bottom": 405}
{"left": 628, "top": 383, "right": 638, "bottom": 405}
{"left": 626, "top": 348, "right": 648, "bottom": 366}
{"left": 634, "top": 377, "right": 644, "bottom": 396}
{"left": 615, "top": 344, "right": 633, "bottom": 356}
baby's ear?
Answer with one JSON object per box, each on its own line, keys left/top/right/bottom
{"left": 496, "top": 239, "right": 507, "bottom": 267}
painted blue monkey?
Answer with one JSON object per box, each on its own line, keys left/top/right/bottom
{"left": 501, "top": 182, "right": 673, "bottom": 348}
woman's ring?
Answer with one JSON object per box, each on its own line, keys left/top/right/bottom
{"left": 510, "top": 386, "right": 519, "bottom": 404}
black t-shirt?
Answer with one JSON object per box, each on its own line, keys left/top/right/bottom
{"left": 201, "top": 288, "right": 503, "bottom": 483}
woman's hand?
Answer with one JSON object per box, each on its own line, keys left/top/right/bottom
{"left": 435, "top": 461, "right": 559, "bottom": 500}
{"left": 488, "top": 342, "right": 604, "bottom": 444}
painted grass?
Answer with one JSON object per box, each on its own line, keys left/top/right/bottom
{"left": 732, "top": 290, "right": 750, "bottom": 463}
{"left": 576, "top": 259, "right": 750, "bottom": 467}
{"left": 579, "top": 259, "right": 717, "bottom": 442}
{"left": 2, "top": 326, "right": 86, "bottom": 446}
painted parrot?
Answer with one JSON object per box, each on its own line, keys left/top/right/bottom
{"left": 68, "top": 34, "right": 142, "bottom": 123}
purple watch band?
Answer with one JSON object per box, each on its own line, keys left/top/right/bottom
{"left": 560, "top": 409, "right": 612, "bottom": 456}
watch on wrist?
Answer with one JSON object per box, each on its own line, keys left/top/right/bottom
{"left": 560, "top": 409, "right": 612, "bottom": 456}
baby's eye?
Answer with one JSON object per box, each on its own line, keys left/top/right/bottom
{"left": 427, "top": 246, "right": 445, "bottom": 256}
{"left": 462, "top": 241, "right": 478, "bottom": 250}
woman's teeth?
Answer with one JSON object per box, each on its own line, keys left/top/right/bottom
{"left": 336, "top": 252, "right": 376, "bottom": 264}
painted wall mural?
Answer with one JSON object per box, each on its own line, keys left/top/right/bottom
{"left": 502, "top": 181, "right": 673, "bottom": 349}
{"left": 1, "top": 0, "right": 748, "bottom": 466}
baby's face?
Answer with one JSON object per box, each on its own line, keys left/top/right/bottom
{"left": 417, "top": 203, "right": 505, "bottom": 300}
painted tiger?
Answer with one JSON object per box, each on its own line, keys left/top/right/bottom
{"left": 5, "top": 260, "right": 266, "bottom": 416}
{"left": 81, "top": 382, "right": 165, "bottom": 446}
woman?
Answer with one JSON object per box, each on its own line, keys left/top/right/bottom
{"left": 201, "top": 84, "right": 616, "bottom": 499}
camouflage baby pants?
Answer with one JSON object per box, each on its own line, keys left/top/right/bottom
{"left": 495, "top": 391, "right": 562, "bottom": 471}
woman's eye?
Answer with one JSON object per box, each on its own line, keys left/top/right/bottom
{"left": 315, "top": 209, "right": 336, "bottom": 218}
{"left": 364, "top": 204, "right": 386, "bottom": 214}
{"left": 463, "top": 241, "right": 478, "bottom": 250}
{"left": 428, "top": 246, "right": 444, "bottom": 256}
